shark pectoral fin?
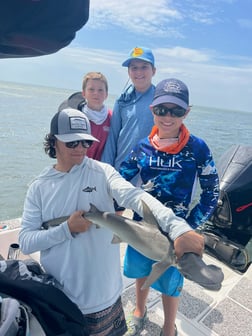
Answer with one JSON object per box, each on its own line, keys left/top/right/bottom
{"left": 141, "top": 256, "right": 175, "bottom": 290}
{"left": 111, "top": 235, "right": 123, "bottom": 244}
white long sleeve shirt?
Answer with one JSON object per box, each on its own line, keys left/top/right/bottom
{"left": 19, "top": 157, "right": 191, "bottom": 314}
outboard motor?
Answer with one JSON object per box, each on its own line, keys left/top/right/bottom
{"left": 201, "top": 144, "right": 252, "bottom": 272}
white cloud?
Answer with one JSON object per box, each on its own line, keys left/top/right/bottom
{"left": 87, "top": 0, "right": 227, "bottom": 37}
{"left": 156, "top": 47, "right": 211, "bottom": 62}
{"left": 87, "top": 1, "right": 188, "bottom": 36}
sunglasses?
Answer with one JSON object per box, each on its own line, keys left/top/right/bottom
{"left": 152, "top": 105, "right": 187, "bottom": 118}
{"left": 65, "top": 140, "right": 93, "bottom": 149}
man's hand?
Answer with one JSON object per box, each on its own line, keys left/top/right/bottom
{"left": 67, "top": 210, "right": 92, "bottom": 233}
{"left": 174, "top": 230, "right": 204, "bottom": 259}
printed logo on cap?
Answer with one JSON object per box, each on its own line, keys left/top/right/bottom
{"left": 69, "top": 116, "right": 88, "bottom": 131}
{"left": 131, "top": 47, "right": 144, "bottom": 57}
{"left": 163, "top": 80, "right": 183, "bottom": 94}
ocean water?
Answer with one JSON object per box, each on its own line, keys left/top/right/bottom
{"left": 0, "top": 80, "right": 251, "bottom": 221}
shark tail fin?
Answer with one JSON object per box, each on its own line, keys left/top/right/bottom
{"left": 141, "top": 257, "right": 174, "bottom": 290}
{"left": 141, "top": 244, "right": 176, "bottom": 290}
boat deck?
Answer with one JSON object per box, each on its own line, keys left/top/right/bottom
{"left": 1, "top": 217, "right": 252, "bottom": 336}
{"left": 120, "top": 243, "right": 252, "bottom": 336}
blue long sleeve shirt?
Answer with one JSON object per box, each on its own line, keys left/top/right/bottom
{"left": 101, "top": 84, "right": 155, "bottom": 173}
{"left": 119, "top": 134, "right": 220, "bottom": 228}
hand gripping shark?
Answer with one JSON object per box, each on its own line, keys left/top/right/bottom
{"left": 42, "top": 201, "right": 224, "bottom": 291}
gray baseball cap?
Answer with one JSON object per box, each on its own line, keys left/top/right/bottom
{"left": 50, "top": 108, "right": 99, "bottom": 142}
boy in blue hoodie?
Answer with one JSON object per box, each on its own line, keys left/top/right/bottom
{"left": 102, "top": 46, "right": 156, "bottom": 187}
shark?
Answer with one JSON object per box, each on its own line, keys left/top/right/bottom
{"left": 42, "top": 201, "right": 224, "bottom": 290}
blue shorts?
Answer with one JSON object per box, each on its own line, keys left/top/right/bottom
{"left": 123, "top": 245, "right": 183, "bottom": 297}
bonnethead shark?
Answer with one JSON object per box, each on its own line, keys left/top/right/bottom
{"left": 42, "top": 201, "right": 224, "bottom": 291}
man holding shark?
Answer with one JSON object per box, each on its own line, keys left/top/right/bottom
{"left": 19, "top": 108, "right": 223, "bottom": 336}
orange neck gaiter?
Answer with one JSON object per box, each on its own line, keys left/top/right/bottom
{"left": 149, "top": 124, "right": 190, "bottom": 154}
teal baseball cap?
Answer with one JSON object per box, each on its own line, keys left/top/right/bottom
{"left": 122, "top": 47, "right": 155, "bottom": 67}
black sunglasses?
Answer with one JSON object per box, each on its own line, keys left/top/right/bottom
{"left": 65, "top": 140, "right": 93, "bottom": 149}
{"left": 153, "top": 105, "right": 187, "bottom": 118}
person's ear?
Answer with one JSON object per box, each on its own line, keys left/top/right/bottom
{"left": 183, "top": 107, "right": 191, "bottom": 118}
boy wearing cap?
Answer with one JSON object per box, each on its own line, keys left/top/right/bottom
{"left": 120, "top": 79, "right": 219, "bottom": 336}
{"left": 101, "top": 47, "right": 156, "bottom": 186}
{"left": 19, "top": 108, "right": 206, "bottom": 335}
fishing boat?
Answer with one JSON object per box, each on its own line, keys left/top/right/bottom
{"left": 1, "top": 3, "right": 251, "bottom": 334}
{"left": 1, "top": 144, "right": 251, "bottom": 335}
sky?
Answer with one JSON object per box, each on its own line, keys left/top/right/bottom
{"left": 1, "top": 0, "right": 252, "bottom": 112}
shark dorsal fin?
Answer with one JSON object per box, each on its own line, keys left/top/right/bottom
{"left": 141, "top": 200, "right": 159, "bottom": 227}
{"left": 111, "top": 234, "right": 123, "bottom": 244}
{"left": 89, "top": 203, "right": 98, "bottom": 213}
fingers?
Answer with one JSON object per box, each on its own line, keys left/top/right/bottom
{"left": 174, "top": 230, "right": 204, "bottom": 259}
{"left": 67, "top": 210, "right": 92, "bottom": 233}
